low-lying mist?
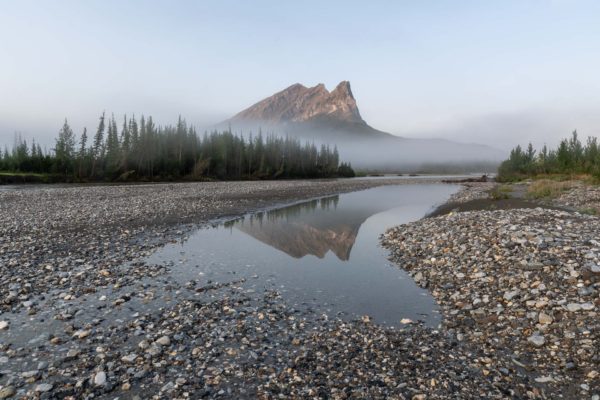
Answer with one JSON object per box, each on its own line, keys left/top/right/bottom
{"left": 223, "top": 121, "right": 506, "bottom": 173}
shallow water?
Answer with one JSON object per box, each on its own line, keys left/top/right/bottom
{"left": 0, "top": 183, "right": 458, "bottom": 366}
{"left": 149, "top": 184, "right": 459, "bottom": 327}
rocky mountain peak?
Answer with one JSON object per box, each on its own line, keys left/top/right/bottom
{"left": 230, "top": 81, "right": 365, "bottom": 125}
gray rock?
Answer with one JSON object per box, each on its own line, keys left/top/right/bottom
{"left": 527, "top": 334, "right": 545, "bottom": 347}
{"left": 35, "top": 383, "right": 53, "bottom": 392}
{"left": 65, "top": 349, "right": 80, "bottom": 360}
{"left": 503, "top": 290, "right": 519, "bottom": 301}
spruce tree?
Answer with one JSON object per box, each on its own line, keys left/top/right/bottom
{"left": 78, "top": 128, "right": 88, "bottom": 178}
{"left": 91, "top": 112, "right": 106, "bottom": 177}
{"left": 55, "top": 119, "right": 75, "bottom": 175}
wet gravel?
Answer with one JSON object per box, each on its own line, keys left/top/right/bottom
{"left": 383, "top": 205, "right": 599, "bottom": 399}
{"left": 0, "top": 179, "right": 416, "bottom": 315}
{"left": 4, "top": 179, "right": 597, "bottom": 399}
{"left": 0, "top": 178, "right": 506, "bottom": 400}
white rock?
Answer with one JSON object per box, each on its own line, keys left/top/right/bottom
{"left": 0, "top": 321, "right": 8, "bottom": 330}
{"left": 121, "top": 353, "right": 137, "bottom": 363}
{"left": 94, "top": 371, "right": 107, "bottom": 386}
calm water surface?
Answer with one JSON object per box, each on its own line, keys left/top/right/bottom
{"left": 148, "top": 184, "right": 458, "bottom": 327}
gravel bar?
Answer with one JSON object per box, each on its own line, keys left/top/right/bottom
{"left": 5, "top": 179, "right": 594, "bottom": 399}
{"left": 0, "top": 178, "right": 512, "bottom": 400}
{"left": 383, "top": 185, "right": 599, "bottom": 399}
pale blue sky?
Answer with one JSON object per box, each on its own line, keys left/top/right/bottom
{"left": 2, "top": 0, "right": 600, "bottom": 149}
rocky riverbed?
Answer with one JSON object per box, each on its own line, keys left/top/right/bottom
{"left": 0, "top": 179, "right": 417, "bottom": 315}
{"left": 0, "top": 178, "right": 501, "bottom": 400}
{"left": 2, "top": 178, "right": 597, "bottom": 399}
{"left": 383, "top": 184, "right": 600, "bottom": 399}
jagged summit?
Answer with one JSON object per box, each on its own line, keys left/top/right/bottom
{"left": 229, "top": 81, "right": 368, "bottom": 127}
{"left": 220, "top": 81, "right": 505, "bottom": 167}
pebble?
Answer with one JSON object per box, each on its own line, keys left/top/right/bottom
{"left": 65, "top": 349, "right": 80, "bottom": 360}
{"left": 538, "top": 312, "right": 553, "bottom": 325}
{"left": 0, "top": 386, "right": 15, "bottom": 399}
{"left": 527, "top": 334, "right": 546, "bottom": 347}
{"left": 121, "top": 353, "right": 138, "bottom": 363}
{"left": 155, "top": 335, "right": 170, "bottom": 346}
{"left": 94, "top": 371, "right": 107, "bottom": 386}
{"left": 35, "top": 383, "right": 53, "bottom": 392}
{"left": 73, "top": 329, "right": 90, "bottom": 339}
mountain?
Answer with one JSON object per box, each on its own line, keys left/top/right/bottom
{"left": 225, "top": 81, "right": 391, "bottom": 140}
{"left": 221, "top": 81, "right": 506, "bottom": 170}
{"left": 233, "top": 81, "right": 363, "bottom": 124}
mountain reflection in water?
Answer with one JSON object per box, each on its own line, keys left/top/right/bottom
{"left": 148, "top": 184, "right": 459, "bottom": 326}
{"left": 232, "top": 196, "right": 369, "bottom": 260}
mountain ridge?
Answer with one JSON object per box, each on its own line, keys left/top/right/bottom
{"left": 225, "top": 81, "right": 393, "bottom": 139}
{"left": 232, "top": 81, "right": 364, "bottom": 125}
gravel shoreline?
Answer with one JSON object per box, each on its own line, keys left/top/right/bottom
{"left": 0, "top": 178, "right": 503, "bottom": 400}
{"left": 383, "top": 183, "right": 599, "bottom": 399}
{"left": 0, "top": 179, "right": 416, "bottom": 314}
{"left": 3, "top": 179, "right": 596, "bottom": 399}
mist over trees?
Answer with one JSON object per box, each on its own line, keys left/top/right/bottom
{"left": 497, "top": 131, "right": 600, "bottom": 181}
{"left": 0, "top": 113, "right": 354, "bottom": 181}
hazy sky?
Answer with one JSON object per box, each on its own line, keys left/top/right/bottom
{"left": 2, "top": 0, "right": 600, "bottom": 150}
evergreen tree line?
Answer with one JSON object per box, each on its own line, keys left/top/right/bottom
{"left": 0, "top": 113, "right": 355, "bottom": 181}
{"left": 497, "top": 131, "right": 600, "bottom": 181}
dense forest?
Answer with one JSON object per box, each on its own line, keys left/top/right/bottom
{"left": 0, "top": 113, "right": 355, "bottom": 182}
{"left": 497, "top": 131, "right": 600, "bottom": 181}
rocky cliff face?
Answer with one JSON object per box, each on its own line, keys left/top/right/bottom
{"left": 231, "top": 81, "right": 366, "bottom": 125}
